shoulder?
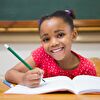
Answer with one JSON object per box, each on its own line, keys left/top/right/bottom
{"left": 73, "top": 51, "right": 96, "bottom": 76}
{"left": 32, "top": 46, "right": 44, "bottom": 55}
{"left": 72, "top": 51, "right": 95, "bottom": 66}
{"left": 31, "top": 46, "right": 48, "bottom": 59}
{"left": 72, "top": 51, "right": 96, "bottom": 72}
{"left": 31, "top": 46, "right": 51, "bottom": 66}
{"left": 78, "top": 53, "right": 95, "bottom": 68}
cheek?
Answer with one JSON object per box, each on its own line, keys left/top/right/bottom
{"left": 41, "top": 42, "right": 48, "bottom": 51}
{"left": 61, "top": 36, "right": 70, "bottom": 44}
{"left": 62, "top": 36, "right": 72, "bottom": 49}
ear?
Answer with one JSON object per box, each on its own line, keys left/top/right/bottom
{"left": 71, "top": 28, "right": 78, "bottom": 41}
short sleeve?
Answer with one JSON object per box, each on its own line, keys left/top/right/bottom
{"left": 71, "top": 51, "right": 97, "bottom": 77}
{"left": 31, "top": 47, "right": 45, "bottom": 67}
{"left": 80, "top": 57, "right": 97, "bottom": 76}
{"left": 85, "top": 59, "right": 97, "bottom": 76}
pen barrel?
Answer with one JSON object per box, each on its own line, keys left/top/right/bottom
{"left": 3, "top": 80, "right": 14, "bottom": 88}
{"left": 8, "top": 47, "right": 33, "bottom": 70}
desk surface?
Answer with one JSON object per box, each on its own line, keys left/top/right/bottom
{"left": 0, "top": 81, "right": 100, "bottom": 100}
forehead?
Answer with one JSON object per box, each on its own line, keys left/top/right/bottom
{"left": 41, "top": 17, "right": 66, "bottom": 26}
{"left": 40, "top": 17, "right": 71, "bottom": 35}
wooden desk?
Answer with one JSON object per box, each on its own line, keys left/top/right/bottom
{"left": 0, "top": 81, "right": 100, "bottom": 100}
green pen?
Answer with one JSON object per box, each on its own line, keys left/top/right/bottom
{"left": 4, "top": 44, "right": 45, "bottom": 82}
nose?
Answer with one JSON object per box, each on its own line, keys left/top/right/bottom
{"left": 50, "top": 38, "right": 59, "bottom": 47}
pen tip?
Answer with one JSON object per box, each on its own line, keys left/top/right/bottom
{"left": 4, "top": 44, "right": 9, "bottom": 48}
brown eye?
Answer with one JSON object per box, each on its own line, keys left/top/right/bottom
{"left": 42, "top": 37, "right": 50, "bottom": 43}
{"left": 57, "top": 32, "right": 65, "bottom": 38}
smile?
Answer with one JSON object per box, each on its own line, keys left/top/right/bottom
{"left": 51, "top": 47, "right": 64, "bottom": 53}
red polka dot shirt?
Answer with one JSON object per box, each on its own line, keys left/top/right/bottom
{"left": 32, "top": 46, "right": 96, "bottom": 79}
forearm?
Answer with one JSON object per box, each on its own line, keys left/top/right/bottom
{"left": 5, "top": 69, "right": 25, "bottom": 84}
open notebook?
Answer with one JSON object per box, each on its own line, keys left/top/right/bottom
{"left": 4, "top": 75, "right": 100, "bottom": 94}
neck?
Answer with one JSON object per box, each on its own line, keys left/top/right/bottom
{"left": 57, "top": 51, "right": 79, "bottom": 70}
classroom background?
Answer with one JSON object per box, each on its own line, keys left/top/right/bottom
{"left": 0, "top": 0, "right": 100, "bottom": 80}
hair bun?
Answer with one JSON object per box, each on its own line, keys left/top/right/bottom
{"left": 65, "top": 9, "right": 75, "bottom": 19}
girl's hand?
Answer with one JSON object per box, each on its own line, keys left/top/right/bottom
{"left": 20, "top": 68, "right": 44, "bottom": 88}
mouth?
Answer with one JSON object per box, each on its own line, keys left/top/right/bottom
{"left": 50, "top": 47, "right": 64, "bottom": 53}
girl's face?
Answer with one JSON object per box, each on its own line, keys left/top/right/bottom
{"left": 40, "top": 17, "right": 76, "bottom": 61}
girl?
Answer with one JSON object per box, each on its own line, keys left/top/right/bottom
{"left": 5, "top": 10, "right": 96, "bottom": 88}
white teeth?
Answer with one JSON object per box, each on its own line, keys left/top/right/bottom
{"left": 52, "top": 48, "right": 62, "bottom": 53}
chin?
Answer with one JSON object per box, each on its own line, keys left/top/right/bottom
{"left": 52, "top": 55, "right": 65, "bottom": 61}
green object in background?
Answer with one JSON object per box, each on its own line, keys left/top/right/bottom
{"left": 0, "top": 0, "right": 100, "bottom": 20}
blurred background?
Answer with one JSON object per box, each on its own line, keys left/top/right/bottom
{"left": 0, "top": 0, "right": 100, "bottom": 79}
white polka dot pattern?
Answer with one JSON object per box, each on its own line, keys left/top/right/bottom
{"left": 32, "top": 46, "right": 96, "bottom": 79}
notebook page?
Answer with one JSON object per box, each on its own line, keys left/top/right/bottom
{"left": 73, "top": 75, "right": 100, "bottom": 94}
{"left": 5, "top": 76, "right": 74, "bottom": 94}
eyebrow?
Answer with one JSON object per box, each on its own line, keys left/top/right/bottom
{"left": 54, "top": 30, "right": 64, "bottom": 33}
{"left": 40, "top": 33, "right": 48, "bottom": 38}
{"left": 40, "top": 29, "right": 64, "bottom": 38}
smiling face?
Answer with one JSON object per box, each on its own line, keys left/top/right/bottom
{"left": 40, "top": 17, "right": 76, "bottom": 61}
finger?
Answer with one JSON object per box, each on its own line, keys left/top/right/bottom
{"left": 28, "top": 74, "right": 41, "bottom": 80}
{"left": 30, "top": 68, "right": 44, "bottom": 75}
{"left": 22, "top": 78, "right": 41, "bottom": 87}
{"left": 29, "top": 83, "right": 40, "bottom": 88}
{"left": 28, "top": 79, "right": 41, "bottom": 88}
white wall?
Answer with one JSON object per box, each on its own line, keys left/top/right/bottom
{"left": 0, "top": 43, "right": 100, "bottom": 80}
{"left": 72, "top": 43, "right": 100, "bottom": 58}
